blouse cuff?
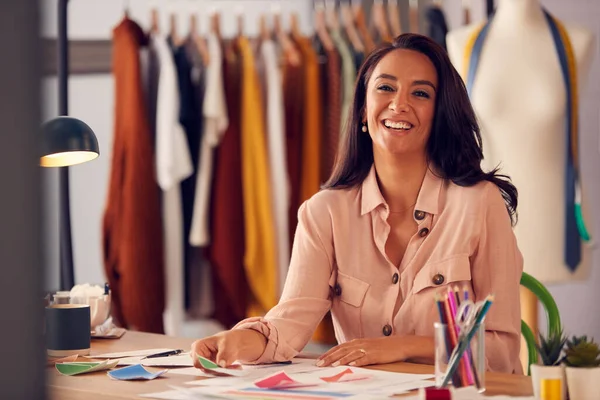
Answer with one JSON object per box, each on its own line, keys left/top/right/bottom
{"left": 233, "top": 317, "right": 299, "bottom": 364}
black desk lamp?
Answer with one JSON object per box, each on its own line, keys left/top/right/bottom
{"left": 40, "top": 116, "right": 99, "bottom": 291}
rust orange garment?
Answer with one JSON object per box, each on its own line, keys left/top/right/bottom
{"left": 103, "top": 18, "right": 165, "bottom": 333}
{"left": 295, "top": 37, "right": 322, "bottom": 203}
{"left": 294, "top": 36, "right": 334, "bottom": 345}
{"left": 238, "top": 36, "right": 277, "bottom": 317}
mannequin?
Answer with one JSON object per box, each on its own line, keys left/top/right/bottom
{"left": 446, "top": 0, "right": 596, "bottom": 285}
{"left": 446, "top": 1, "right": 595, "bottom": 366}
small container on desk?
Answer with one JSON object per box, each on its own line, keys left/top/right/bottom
{"left": 434, "top": 321, "right": 485, "bottom": 393}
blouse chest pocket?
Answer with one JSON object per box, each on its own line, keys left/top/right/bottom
{"left": 330, "top": 271, "right": 370, "bottom": 341}
{"left": 412, "top": 254, "right": 472, "bottom": 294}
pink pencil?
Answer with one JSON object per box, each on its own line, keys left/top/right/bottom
{"left": 447, "top": 288, "right": 475, "bottom": 386}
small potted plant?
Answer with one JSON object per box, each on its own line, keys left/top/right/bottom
{"left": 530, "top": 329, "right": 567, "bottom": 400}
{"left": 563, "top": 335, "right": 600, "bottom": 400}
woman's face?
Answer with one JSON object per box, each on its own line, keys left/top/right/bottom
{"left": 364, "top": 49, "right": 438, "bottom": 158}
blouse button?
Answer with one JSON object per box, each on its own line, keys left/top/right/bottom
{"left": 382, "top": 324, "right": 392, "bottom": 336}
{"left": 414, "top": 210, "right": 426, "bottom": 220}
{"left": 432, "top": 274, "right": 445, "bottom": 285}
{"left": 419, "top": 228, "right": 430, "bottom": 237}
{"left": 392, "top": 273, "right": 399, "bottom": 284}
{"left": 334, "top": 283, "right": 342, "bottom": 296}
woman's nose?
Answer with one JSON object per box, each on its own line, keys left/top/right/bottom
{"left": 389, "top": 91, "right": 410, "bottom": 112}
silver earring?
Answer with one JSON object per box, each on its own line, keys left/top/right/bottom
{"left": 362, "top": 124, "right": 367, "bottom": 132}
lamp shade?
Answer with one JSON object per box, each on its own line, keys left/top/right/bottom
{"left": 40, "top": 116, "right": 99, "bottom": 167}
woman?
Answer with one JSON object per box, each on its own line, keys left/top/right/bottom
{"left": 191, "top": 33, "right": 523, "bottom": 374}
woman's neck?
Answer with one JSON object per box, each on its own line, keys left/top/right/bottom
{"left": 373, "top": 151, "right": 428, "bottom": 214}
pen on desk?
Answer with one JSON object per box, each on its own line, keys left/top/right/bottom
{"left": 143, "top": 349, "right": 183, "bottom": 359}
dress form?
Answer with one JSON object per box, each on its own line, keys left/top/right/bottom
{"left": 446, "top": 0, "right": 596, "bottom": 285}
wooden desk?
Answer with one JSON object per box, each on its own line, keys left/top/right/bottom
{"left": 48, "top": 331, "right": 533, "bottom": 399}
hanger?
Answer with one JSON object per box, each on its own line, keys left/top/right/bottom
{"left": 274, "top": 11, "right": 301, "bottom": 66}
{"left": 340, "top": 1, "right": 364, "bottom": 52}
{"left": 314, "top": 1, "right": 335, "bottom": 51}
{"left": 352, "top": 2, "right": 375, "bottom": 52}
{"left": 372, "top": 0, "right": 393, "bottom": 43}
{"left": 169, "top": 12, "right": 182, "bottom": 45}
{"left": 387, "top": 0, "right": 403, "bottom": 37}
{"left": 189, "top": 12, "right": 210, "bottom": 66}
{"left": 259, "top": 14, "right": 270, "bottom": 42}
{"left": 123, "top": 0, "right": 130, "bottom": 18}
{"left": 324, "top": 0, "right": 340, "bottom": 32}
{"left": 289, "top": 11, "right": 302, "bottom": 40}
{"left": 462, "top": 0, "right": 471, "bottom": 25}
{"left": 150, "top": 7, "right": 160, "bottom": 34}
{"left": 210, "top": 11, "right": 221, "bottom": 39}
{"left": 235, "top": 7, "right": 244, "bottom": 38}
{"left": 408, "top": 0, "right": 420, "bottom": 34}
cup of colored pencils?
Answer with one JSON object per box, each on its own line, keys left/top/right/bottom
{"left": 433, "top": 286, "right": 492, "bottom": 393}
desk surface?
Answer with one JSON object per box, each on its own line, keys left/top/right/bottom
{"left": 48, "top": 331, "right": 533, "bottom": 399}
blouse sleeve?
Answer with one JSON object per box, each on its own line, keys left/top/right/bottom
{"left": 470, "top": 183, "right": 524, "bottom": 374}
{"left": 233, "top": 195, "right": 335, "bottom": 363}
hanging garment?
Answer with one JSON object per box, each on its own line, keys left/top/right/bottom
{"left": 351, "top": 47, "right": 365, "bottom": 75}
{"left": 295, "top": 36, "right": 322, "bottom": 203}
{"left": 175, "top": 36, "right": 212, "bottom": 318}
{"left": 282, "top": 53, "right": 305, "bottom": 251}
{"left": 238, "top": 36, "right": 278, "bottom": 317}
{"left": 188, "top": 32, "right": 229, "bottom": 247}
{"left": 426, "top": 6, "right": 449, "bottom": 50}
{"left": 208, "top": 41, "right": 248, "bottom": 328}
{"left": 181, "top": 37, "right": 213, "bottom": 317}
{"left": 143, "top": 34, "right": 160, "bottom": 147}
{"left": 464, "top": 9, "right": 590, "bottom": 271}
{"left": 171, "top": 38, "right": 203, "bottom": 313}
{"left": 330, "top": 29, "right": 356, "bottom": 140}
{"left": 153, "top": 33, "right": 194, "bottom": 337}
{"left": 104, "top": 17, "right": 164, "bottom": 333}
{"left": 261, "top": 39, "right": 291, "bottom": 296}
{"left": 314, "top": 36, "right": 342, "bottom": 183}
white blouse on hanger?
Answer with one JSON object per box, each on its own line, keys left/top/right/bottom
{"left": 189, "top": 32, "right": 229, "bottom": 247}
{"left": 153, "top": 33, "right": 193, "bottom": 337}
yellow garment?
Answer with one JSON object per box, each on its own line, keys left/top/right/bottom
{"left": 238, "top": 36, "right": 278, "bottom": 317}
{"left": 296, "top": 37, "right": 322, "bottom": 203}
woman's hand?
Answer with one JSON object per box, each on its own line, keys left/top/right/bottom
{"left": 190, "top": 329, "right": 267, "bottom": 368}
{"left": 316, "top": 335, "right": 434, "bottom": 368}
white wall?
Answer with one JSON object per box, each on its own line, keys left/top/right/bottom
{"left": 41, "top": 0, "right": 600, "bottom": 340}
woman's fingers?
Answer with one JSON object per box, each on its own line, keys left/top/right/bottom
{"left": 335, "top": 348, "right": 368, "bottom": 367}
{"left": 190, "top": 337, "right": 218, "bottom": 368}
{"left": 317, "top": 344, "right": 357, "bottom": 367}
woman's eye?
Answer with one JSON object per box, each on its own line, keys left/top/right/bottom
{"left": 413, "top": 90, "right": 431, "bottom": 98}
{"left": 377, "top": 84, "right": 394, "bottom": 92}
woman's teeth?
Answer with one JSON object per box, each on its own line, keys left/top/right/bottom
{"left": 384, "top": 120, "right": 413, "bottom": 130}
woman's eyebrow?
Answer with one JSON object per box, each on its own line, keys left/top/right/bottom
{"left": 412, "top": 80, "right": 437, "bottom": 92}
{"left": 374, "top": 73, "right": 397, "bottom": 81}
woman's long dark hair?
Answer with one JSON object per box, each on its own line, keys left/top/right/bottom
{"left": 323, "top": 33, "right": 518, "bottom": 225}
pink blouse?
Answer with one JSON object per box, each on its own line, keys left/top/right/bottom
{"left": 235, "top": 165, "right": 524, "bottom": 374}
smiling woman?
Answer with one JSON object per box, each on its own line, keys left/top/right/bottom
{"left": 190, "top": 33, "right": 524, "bottom": 377}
